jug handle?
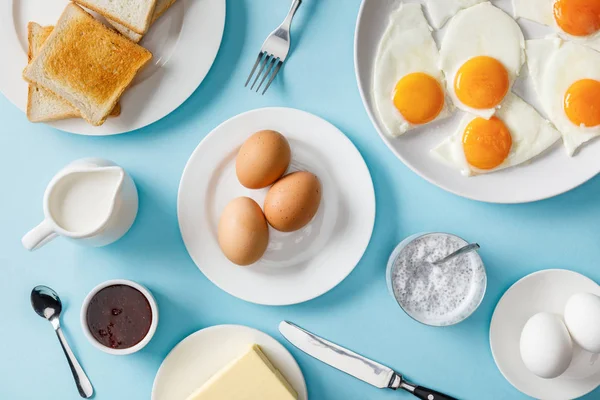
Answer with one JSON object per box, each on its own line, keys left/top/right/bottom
{"left": 22, "top": 219, "right": 58, "bottom": 251}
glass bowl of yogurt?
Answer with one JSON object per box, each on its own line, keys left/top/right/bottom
{"left": 386, "top": 232, "right": 487, "bottom": 327}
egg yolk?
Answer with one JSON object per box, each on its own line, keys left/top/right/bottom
{"left": 564, "top": 79, "right": 600, "bottom": 127}
{"left": 393, "top": 72, "right": 445, "bottom": 125}
{"left": 554, "top": 0, "right": 600, "bottom": 37}
{"left": 454, "top": 56, "right": 509, "bottom": 110}
{"left": 462, "top": 116, "right": 512, "bottom": 170}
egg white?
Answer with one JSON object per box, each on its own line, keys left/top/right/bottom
{"left": 431, "top": 92, "right": 560, "bottom": 176}
{"left": 372, "top": 3, "right": 451, "bottom": 137}
{"left": 423, "top": 0, "right": 486, "bottom": 29}
{"left": 527, "top": 38, "right": 600, "bottom": 155}
{"left": 513, "top": 0, "right": 600, "bottom": 52}
{"left": 439, "top": 2, "right": 525, "bottom": 119}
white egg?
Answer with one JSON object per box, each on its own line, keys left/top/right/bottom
{"left": 439, "top": 2, "right": 525, "bottom": 119}
{"left": 430, "top": 92, "right": 560, "bottom": 176}
{"left": 423, "top": 0, "right": 486, "bottom": 29}
{"left": 372, "top": 3, "right": 451, "bottom": 137}
{"left": 564, "top": 293, "right": 600, "bottom": 354}
{"left": 520, "top": 312, "right": 573, "bottom": 379}
{"left": 527, "top": 38, "right": 600, "bottom": 155}
{"left": 513, "top": 0, "right": 600, "bottom": 52}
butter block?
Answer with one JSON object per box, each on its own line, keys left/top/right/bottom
{"left": 186, "top": 344, "right": 298, "bottom": 400}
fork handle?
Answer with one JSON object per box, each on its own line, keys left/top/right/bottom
{"left": 282, "top": 0, "right": 302, "bottom": 31}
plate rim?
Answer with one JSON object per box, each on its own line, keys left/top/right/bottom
{"left": 151, "top": 324, "right": 308, "bottom": 400}
{"left": 353, "top": 0, "right": 600, "bottom": 204}
{"left": 489, "top": 269, "right": 600, "bottom": 399}
{"left": 0, "top": 0, "right": 226, "bottom": 136}
{"left": 177, "top": 106, "right": 376, "bottom": 306}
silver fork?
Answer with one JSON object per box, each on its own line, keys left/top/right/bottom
{"left": 245, "top": 0, "right": 302, "bottom": 95}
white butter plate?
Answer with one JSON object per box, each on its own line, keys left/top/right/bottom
{"left": 355, "top": 0, "right": 600, "bottom": 203}
{"left": 178, "top": 107, "right": 375, "bottom": 305}
{"left": 152, "top": 325, "right": 308, "bottom": 400}
{"left": 0, "top": 0, "right": 225, "bottom": 135}
{"left": 490, "top": 269, "right": 600, "bottom": 399}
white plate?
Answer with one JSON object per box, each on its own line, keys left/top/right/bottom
{"left": 178, "top": 107, "right": 375, "bottom": 305}
{"left": 152, "top": 325, "right": 308, "bottom": 400}
{"left": 0, "top": 0, "right": 225, "bottom": 135}
{"left": 355, "top": 0, "right": 600, "bottom": 203}
{"left": 490, "top": 269, "right": 600, "bottom": 399}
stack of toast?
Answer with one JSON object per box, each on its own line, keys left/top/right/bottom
{"left": 23, "top": 0, "right": 178, "bottom": 126}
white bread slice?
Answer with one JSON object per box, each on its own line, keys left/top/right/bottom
{"left": 108, "top": 0, "right": 177, "bottom": 42}
{"left": 74, "top": 0, "right": 157, "bottom": 35}
{"left": 23, "top": 4, "right": 152, "bottom": 126}
{"left": 27, "top": 22, "right": 121, "bottom": 122}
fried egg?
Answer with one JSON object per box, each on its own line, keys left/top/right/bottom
{"left": 431, "top": 93, "right": 560, "bottom": 176}
{"left": 514, "top": 0, "right": 600, "bottom": 51}
{"left": 424, "top": 0, "right": 486, "bottom": 29}
{"left": 439, "top": 2, "right": 525, "bottom": 119}
{"left": 527, "top": 38, "right": 600, "bottom": 155}
{"left": 372, "top": 3, "right": 451, "bottom": 137}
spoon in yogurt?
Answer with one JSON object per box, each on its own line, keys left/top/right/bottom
{"left": 431, "top": 243, "right": 480, "bottom": 266}
{"left": 31, "top": 285, "right": 94, "bottom": 398}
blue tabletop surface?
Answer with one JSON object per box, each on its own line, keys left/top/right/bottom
{"left": 2, "top": 1, "right": 600, "bottom": 399}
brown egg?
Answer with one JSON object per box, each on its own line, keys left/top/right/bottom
{"left": 264, "top": 171, "right": 322, "bottom": 232}
{"left": 218, "top": 197, "right": 269, "bottom": 266}
{"left": 236, "top": 130, "right": 291, "bottom": 189}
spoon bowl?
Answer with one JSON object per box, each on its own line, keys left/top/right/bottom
{"left": 31, "top": 285, "right": 62, "bottom": 320}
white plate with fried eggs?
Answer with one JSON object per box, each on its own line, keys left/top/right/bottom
{"left": 356, "top": 0, "right": 600, "bottom": 203}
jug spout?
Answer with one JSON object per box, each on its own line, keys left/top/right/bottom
{"left": 88, "top": 166, "right": 125, "bottom": 209}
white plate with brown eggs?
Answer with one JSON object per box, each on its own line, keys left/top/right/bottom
{"left": 177, "top": 108, "right": 375, "bottom": 305}
{"left": 355, "top": 0, "right": 600, "bottom": 203}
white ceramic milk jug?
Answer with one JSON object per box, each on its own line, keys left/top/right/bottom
{"left": 22, "top": 158, "right": 138, "bottom": 251}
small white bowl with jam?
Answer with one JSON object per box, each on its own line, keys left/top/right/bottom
{"left": 81, "top": 279, "right": 159, "bottom": 355}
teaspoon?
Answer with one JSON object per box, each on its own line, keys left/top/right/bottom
{"left": 31, "top": 285, "right": 94, "bottom": 398}
{"left": 432, "top": 243, "right": 480, "bottom": 265}
{"left": 416, "top": 243, "right": 481, "bottom": 273}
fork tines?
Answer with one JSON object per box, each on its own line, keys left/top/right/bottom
{"left": 245, "top": 51, "right": 283, "bottom": 95}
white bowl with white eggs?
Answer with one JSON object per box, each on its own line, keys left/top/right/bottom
{"left": 519, "top": 292, "right": 600, "bottom": 381}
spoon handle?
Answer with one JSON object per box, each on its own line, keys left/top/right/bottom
{"left": 433, "top": 243, "right": 480, "bottom": 265}
{"left": 54, "top": 326, "right": 94, "bottom": 398}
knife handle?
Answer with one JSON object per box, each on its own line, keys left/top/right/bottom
{"left": 412, "top": 385, "right": 458, "bottom": 400}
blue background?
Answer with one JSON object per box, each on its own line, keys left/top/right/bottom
{"left": 2, "top": 0, "right": 600, "bottom": 399}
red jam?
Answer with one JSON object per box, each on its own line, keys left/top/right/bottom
{"left": 86, "top": 285, "right": 152, "bottom": 349}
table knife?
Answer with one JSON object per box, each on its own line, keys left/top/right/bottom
{"left": 279, "top": 321, "right": 458, "bottom": 400}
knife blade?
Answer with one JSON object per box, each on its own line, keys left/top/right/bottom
{"left": 279, "top": 321, "right": 458, "bottom": 400}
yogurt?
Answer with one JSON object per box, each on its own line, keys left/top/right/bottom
{"left": 386, "top": 233, "right": 486, "bottom": 326}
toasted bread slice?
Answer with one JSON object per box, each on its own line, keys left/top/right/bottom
{"left": 23, "top": 4, "right": 151, "bottom": 126}
{"left": 74, "top": 0, "right": 157, "bottom": 35}
{"left": 27, "top": 22, "right": 120, "bottom": 122}
{"left": 27, "top": 23, "right": 78, "bottom": 122}
{"left": 108, "top": 0, "right": 177, "bottom": 43}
